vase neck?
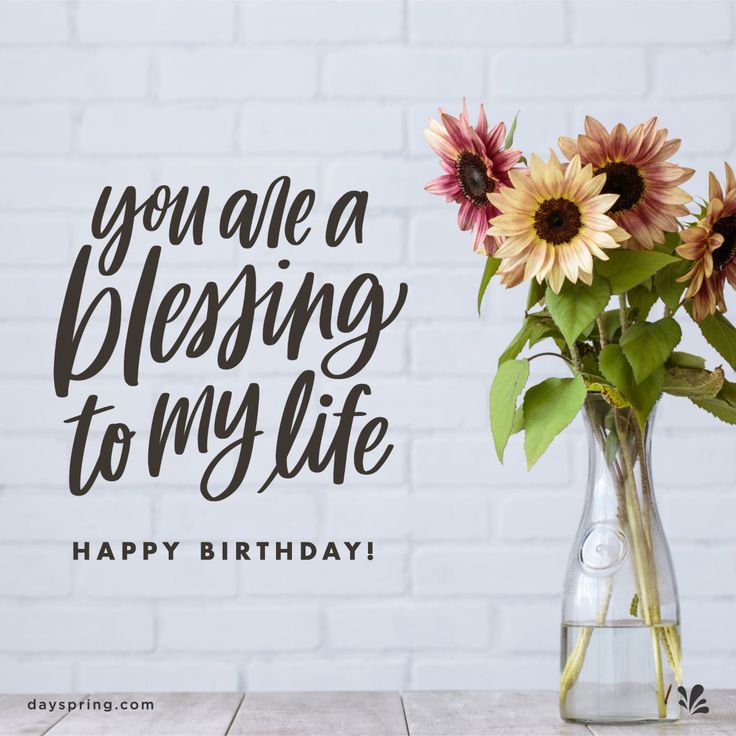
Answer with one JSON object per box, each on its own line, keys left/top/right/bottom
{"left": 581, "top": 396, "right": 658, "bottom": 513}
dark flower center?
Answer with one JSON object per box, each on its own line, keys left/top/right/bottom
{"left": 456, "top": 151, "right": 494, "bottom": 206}
{"left": 713, "top": 215, "right": 736, "bottom": 271}
{"left": 595, "top": 161, "right": 645, "bottom": 213}
{"left": 534, "top": 197, "right": 582, "bottom": 244}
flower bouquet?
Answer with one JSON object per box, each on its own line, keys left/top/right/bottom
{"left": 424, "top": 103, "right": 736, "bottom": 723}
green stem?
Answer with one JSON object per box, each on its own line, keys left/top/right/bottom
{"left": 619, "top": 293, "right": 629, "bottom": 333}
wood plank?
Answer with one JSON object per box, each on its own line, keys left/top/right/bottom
{"left": 229, "top": 691, "right": 408, "bottom": 736}
{"left": 0, "top": 694, "right": 85, "bottom": 736}
{"left": 44, "top": 692, "right": 243, "bottom": 736}
{"left": 587, "top": 688, "right": 736, "bottom": 735}
{"left": 402, "top": 691, "right": 590, "bottom": 736}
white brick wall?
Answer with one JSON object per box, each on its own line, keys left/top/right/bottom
{"left": 0, "top": 0, "right": 735, "bottom": 694}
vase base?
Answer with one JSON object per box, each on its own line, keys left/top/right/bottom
{"left": 562, "top": 715, "right": 680, "bottom": 725}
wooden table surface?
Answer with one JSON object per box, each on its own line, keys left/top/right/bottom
{"left": 1, "top": 690, "right": 733, "bottom": 736}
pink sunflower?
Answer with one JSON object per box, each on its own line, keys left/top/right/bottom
{"left": 424, "top": 101, "right": 522, "bottom": 255}
{"left": 559, "top": 116, "right": 693, "bottom": 250}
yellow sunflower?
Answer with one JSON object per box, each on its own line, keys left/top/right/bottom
{"left": 488, "top": 152, "right": 629, "bottom": 293}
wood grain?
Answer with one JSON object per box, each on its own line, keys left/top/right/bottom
{"left": 0, "top": 694, "right": 86, "bottom": 736}
{"left": 228, "top": 691, "right": 408, "bottom": 736}
{"left": 402, "top": 691, "right": 590, "bottom": 735}
{"left": 587, "top": 689, "right": 736, "bottom": 736}
{"left": 44, "top": 692, "right": 243, "bottom": 736}
{"left": 0, "top": 690, "right": 731, "bottom": 735}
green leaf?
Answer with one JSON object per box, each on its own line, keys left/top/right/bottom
{"left": 630, "top": 593, "right": 639, "bottom": 617}
{"left": 654, "top": 259, "right": 689, "bottom": 311}
{"left": 526, "top": 278, "right": 546, "bottom": 310}
{"left": 477, "top": 256, "right": 501, "bottom": 316}
{"left": 667, "top": 351, "right": 705, "bottom": 370}
{"left": 498, "top": 320, "right": 533, "bottom": 365}
{"left": 663, "top": 366, "right": 724, "bottom": 399}
{"left": 627, "top": 284, "right": 658, "bottom": 323}
{"left": 523, "top": 376, "right": 586, "bottom": 469}
{"left": 490, "top": 359, "right": 529, "bottom": 462}
{"left": 600, "top": 309, "right": 623, "bottom": 343}
{"left": 619, "top": 317, "right": 682, "bottom": 383}
{"left": 504, "top": 112, "right": 519, "bottom": 148}
{"left": 545, "top": 280, "right": 611, "bottom": 346}
{"left": 689, "top": 307, "right": 736, "bottom": 371}
{"left": 691, "top": 396, "right": 736, "bottom": 424}
{"left": 595, "top": 250, "right": 679, "bottom": 294}
{"left": 599, "top": 344, "right": 664, "bottom": 429}
{"left": 511, "top": 407, "right": 524, "bottom": 434}
{"left": 691, "top": 379, "right": 736, "bottom": 425}
{"left": 586, "top": 381, "right": 630, "bottom": 408}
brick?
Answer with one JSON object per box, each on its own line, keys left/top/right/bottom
{"left": 672, "top": 544, "right": 736, "bottom": 597}
{"left": 323, "top": 49, "right": 483, "bottom": 99}
{"left": 409, "top": 214, "right": 480, "bottom": 265}
{"left": 654, "top": 49, "right": 736, "bottom": 98}
{"left": 241, "top": 104, "right": 403, "bottom": 154}
{"left": 0, "top": 325, "right": 56, "bottom": 378}
{"left": 365, "top": 378, "right": 486, "bottom": 432}
{"left": 77, "top": 1, "right": 236, "bottom": 44}
{"left": 0, "top": 547, "right": 70, "bottom": 597}
{"left": 412, "top": 654, "right": 557, "bottom": 689}
{"left": 77, "top": 550, "right": 238, "bottom": 598}
{"left": 0, "top": 105, "right": 72, "bottom": 154}
{"left": 653, "top": 435, "right": 736, "bottom": 487}
{"left": 160, "top": 606, "right": 320, "bottom": 651}
{"left": 323, "top": 491, "right": 490, "bottom": 541}
{"left": 408, "top": 268, "right": 479, "bottom": 319}
{"left": 326, "top": 157, "right": 436, "bottom": 209}
{"left": 413, "top": 544, "right": 568, "bottom": 596}
{"left": 0, "top": 436, "right": 70, "bottom": 486}
{"left": 159, "top": 50, "right": 317, "bottom": 100}
{"left": 409, "top": 101, "right": 568, "bottom": 158}
{"left": 497, "top": 602, "right": 560, "bottom": 653}
{"left": 0, "top": 492, "right": 152, "bottom": 541}
{"left": 160, "top": 159, "right": 319, "bottom": 208}
{"left": 244, "top": 1, "right": 402, "bottom": 42}
{"left": 0, "top": 160, "right": 153, "bottom": 210}
{"left": 572, "top": 2, "right": 731, "bottom": 44}
{"left": 410, "top": 1, "right": 564, "bottom": 44}
{"left": 0, "top": 2, "right": 69, "bottom": 43}
{"left": 0, "top": 216, "right": 71, "bottom": 265}
{"left": 410, "top": 324, "right": 504, "bottom": 375}
{"left": 0, "top": 607, "right": 153, "bottom": 652}
{"left": 156, "top": 492, "right": 319, "bottom": 539}
{"left": 497, "top": 492, "right": 580, "bottom": 540}
{"left": 0, "top": 660, "right": 72, "bottom": 692}
{"left": 682, "top": 598, "right": 736, "bottom": 653}
{"left": 247, "top": 657, "right": 407, "bottom": 691}
{"left": 0, "top": 272, "right": 69, "bottom": 320}
{"left": 327, "top": 602, "right": 491, "bottom": 650}
{"left": 0, "top": 50, "right": 148, "bottom": 100}
{"left": 571, "top": 101, "right": 733, "bottom": 155}
{"left": 660, "top": 493, "right": 736, "bottom": 540}
{"left": 78, "top": 660, "right": 239, "bottom": 691}
{"left": 491, "top": 50, "right": 647, "bottom": 99}
{"left": 79, "top": 106, "right": 236, "bottom": 155}
{"left": 412, "top": 434, "right": 571, "bottom": 488}
{"left": 241, "top": 545, "right": 407, "bottom": 596}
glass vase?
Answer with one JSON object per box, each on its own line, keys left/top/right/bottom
{"left": 560, "top": 394, "right": 681, "bottom": 724}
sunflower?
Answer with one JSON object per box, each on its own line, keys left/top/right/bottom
{"left": 558, "top": 117, "right": 693, "bottom": 250}
{"left": 488, "top": 152, "right": 629, "bottom": 294}
{"left": 424, "top": 101, "right": 522, "bottom": 255}
{"left": 676, "top": 164, "right": 736, "bottom": 320}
